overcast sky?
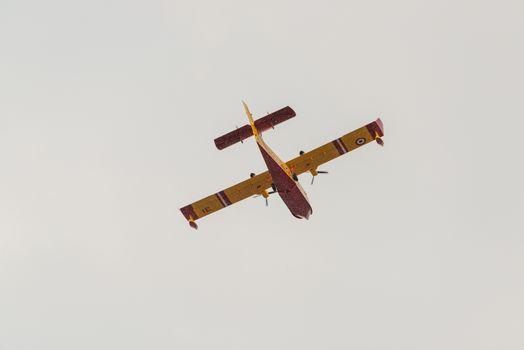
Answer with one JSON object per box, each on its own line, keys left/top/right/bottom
{"left": 1, "top": 0, "right": 523, "bottom": 349}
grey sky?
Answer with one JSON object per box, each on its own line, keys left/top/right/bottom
{"left": 1, "top": 0, "right": 523, "bottom": 349}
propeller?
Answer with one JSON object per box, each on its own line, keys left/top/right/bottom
{"left": 252, "top": 185, "right": 277, "bottom": 206}
{"left": 311, "top": 170, "right": 329, "bottom": 185}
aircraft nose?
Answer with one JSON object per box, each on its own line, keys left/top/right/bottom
{"left": 304, "top": 209, "right": 312, "bottom": 220}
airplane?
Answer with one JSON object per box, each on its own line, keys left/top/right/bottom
{"left": 180, "top": 101, "right": 384, "bottom": 229}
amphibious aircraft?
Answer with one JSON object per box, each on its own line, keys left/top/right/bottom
{"left": 180, "top": 102, "right": 384, "bottom": 229}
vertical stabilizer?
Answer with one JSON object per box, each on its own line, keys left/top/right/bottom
{"left": 242, "top": 100, "right": 259, "bottom": 139}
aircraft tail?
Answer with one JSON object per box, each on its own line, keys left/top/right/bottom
{"left": 242, "top": 100, "right": 259, "bottom": 139}
{"left": 214, "top": 102, "right": 296, "bottom": 150}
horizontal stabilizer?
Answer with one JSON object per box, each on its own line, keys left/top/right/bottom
{"left": 214, "top": 106, "right": 296, "bottom": 150}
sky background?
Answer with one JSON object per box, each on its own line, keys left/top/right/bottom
{"left": 1, "top": 0, "right": 523, "bottom": 349}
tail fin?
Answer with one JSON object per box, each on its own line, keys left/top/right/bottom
{"left": 213, "top": 104, "right": 296, "bottom": 150}
{"left": 242, "top": 100, "right": 259, "bottom": 139}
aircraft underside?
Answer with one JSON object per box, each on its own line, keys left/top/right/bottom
{"left": 179, "top": 101, "right": 384, "bottom": 229}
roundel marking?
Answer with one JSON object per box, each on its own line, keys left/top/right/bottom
{"left": 355, "top": 137, "right": 366, "bottom": 145}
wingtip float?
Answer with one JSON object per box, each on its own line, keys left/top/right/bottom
{"left": 180, "top": 102, "right": 384, "bottom": 229}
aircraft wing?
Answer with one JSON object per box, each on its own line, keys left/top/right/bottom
{"left": 180, "top": 171, "right": 273, "bottom": 228}
{"left": 286, "top": 118, "right": 384, "bottom": 176}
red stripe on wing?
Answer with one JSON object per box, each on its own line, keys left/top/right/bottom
{"left": 218, "top": 190, "right": 232, "bottom": 206}
{"left": 332, "top": 139, "right": 346, "bottom": 155}
{"left": 366, "top": 118, "right": 384, "bottom": 138}
{"left": 180, "top": 205, "right": 199, "bottom": 220}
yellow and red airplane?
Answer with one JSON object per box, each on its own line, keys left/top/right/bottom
{"left": 180, "top": 102, "right": 384, "bottom": 229}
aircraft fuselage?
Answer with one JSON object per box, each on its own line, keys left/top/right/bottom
{"left": 256, "top": 137, "right": 312, "bottom": 219}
